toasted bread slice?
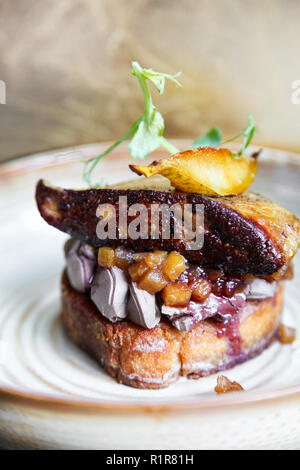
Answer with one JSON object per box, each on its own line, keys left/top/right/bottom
{"left": 61, "top": 271, "right": 283, "bottom": 389}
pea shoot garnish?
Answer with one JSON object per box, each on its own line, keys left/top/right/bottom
{"left": 192, "top": 115, "right": 256, "bottom": 157}
{"left": 83, "top": 61, "right": 256, "bottom": 187}
{"left": 83, "top": 61, "right": 181, "bottom": 187}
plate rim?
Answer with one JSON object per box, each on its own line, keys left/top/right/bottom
{"left": 1, "top": 141, "right": 300, "bottom": 412}
{"left": 1, "top": 381, "right": 300, "bottom": 412}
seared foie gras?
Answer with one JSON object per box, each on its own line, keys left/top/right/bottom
{"left": 36, "top": 179, "right": 300, "bottom": 275}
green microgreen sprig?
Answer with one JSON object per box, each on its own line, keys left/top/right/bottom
{"left": 191, "top": 115, "right": 256, "bottom": 157}
{"left": 83, "top": 60, "right": 256, "bottom": 187}
{"left": 223, "top": 115, "right": 256, "bottom": 158}
{"left": 191, "top": 127, "right": 223, "bottom": 149}
{"left": 191, "top": 115, "right": 256, "bottom": 159}
{"left": 83, "top": 61, "right": 181, "bottom": 187}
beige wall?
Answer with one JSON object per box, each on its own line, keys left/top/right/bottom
{"left": 0, "top": 0, "right": 300, "bottom": 161}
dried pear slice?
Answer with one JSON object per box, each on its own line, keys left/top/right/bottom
{"left": 130, "top": 147, "right": 257, "bottom": 196}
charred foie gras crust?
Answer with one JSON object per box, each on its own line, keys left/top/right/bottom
{"left": 61, "top": 271, "right": 283, "bottom": 389}
{"left": 36, "top": 179, "right": 300, "bottom": 275}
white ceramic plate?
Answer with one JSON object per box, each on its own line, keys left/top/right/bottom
{"left": 0, "top": 142, "right": 300, "bottom": 450}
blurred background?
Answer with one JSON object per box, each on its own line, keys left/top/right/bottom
{"left": 0, "top": 0, "right": 300, "bottom": 162}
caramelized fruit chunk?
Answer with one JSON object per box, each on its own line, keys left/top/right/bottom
{"left": 128, "top": 250, "right": 187, "bottom": 295}
{"left": 144, "top": 251, "right": 168, "bottom": 268}
{"left": 162, "top": 252, "right": 186, "bottom": 281}
{"left": 132, "top": 252, "right": 148, "bottom": 262}
{"left": 138, "top": 268, "right": 168, "bottom": 295}
{"left": 130, "top": 147, "right": 257, "bottom": 196}
{"left": 214, "top": 375, "right": 244, "bottom": 394}
{"left": 161, "top": 283, "right": 192, "bottom": 307}
{"left": 128, "top": 260, "right": 149, "bottom": 282}
{"left": 114, "top": 247, "right": 133, "bottom": 270}
{"left": 98, "top": 247, "right": 115, "bottom": 268}
{"left": 97, "top": 246, "right": 246, "bottom": 298}
{"left": 278, "top": 324, "right": 296, "bottom": 344}
{"left": 190, "top": 277, "right": 212, "bottom": 302}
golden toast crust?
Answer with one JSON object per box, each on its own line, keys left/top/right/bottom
{"left": 61, "top": 271, "right": 283, "bottom": 389}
